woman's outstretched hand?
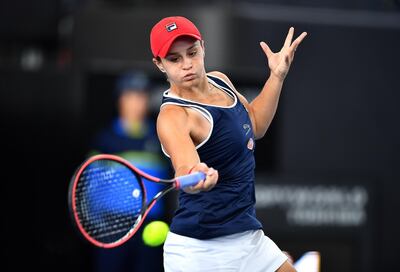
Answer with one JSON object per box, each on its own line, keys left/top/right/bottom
{"left": 260, "top": 27, "right": 307, "bottom": 81}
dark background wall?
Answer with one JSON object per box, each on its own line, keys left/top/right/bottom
{"left": 2, "top": 0, "right": 400, "bottom": 271}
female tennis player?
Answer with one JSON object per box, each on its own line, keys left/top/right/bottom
{"left": 150, "top": 16, "right": 307, "bottom": 272}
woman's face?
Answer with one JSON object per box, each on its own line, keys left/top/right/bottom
{"left": 154, "top": 36, "right": 206, "bottom": 88}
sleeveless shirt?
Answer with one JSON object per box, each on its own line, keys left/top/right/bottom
{"left": 160, "top": 74, "right": 263, "bottom": 239}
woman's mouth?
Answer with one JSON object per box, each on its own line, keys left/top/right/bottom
{"left": 183, "top": 73, "right": 196, "bottom": 81}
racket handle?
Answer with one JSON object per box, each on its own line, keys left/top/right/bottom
{"left": 175, "top": 172, "right": 206, "bottom": 189}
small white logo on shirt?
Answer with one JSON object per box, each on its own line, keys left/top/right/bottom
{"left": 243, "top": 124, "right": 251, "bottom": 135}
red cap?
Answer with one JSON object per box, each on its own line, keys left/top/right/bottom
{"left": 150, "top": 16, "right": 202, "bottom": 58}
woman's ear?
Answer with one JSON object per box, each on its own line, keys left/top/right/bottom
{"left": 201, "top": 40, "right": 205, "bottom": 57}
{"left": 152, "top": 57, "right": 166, "bottom": 73}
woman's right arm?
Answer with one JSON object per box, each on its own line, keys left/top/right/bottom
{"left": 157, "top": 105, "right": 218, "bottom": 193}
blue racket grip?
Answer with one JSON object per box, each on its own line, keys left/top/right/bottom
{"left": 175, "top": 172, "right": 206, "bottom": 189}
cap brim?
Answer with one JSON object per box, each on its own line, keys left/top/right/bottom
{"left": 158, "top": 33, "right": 202, "bottom": 58}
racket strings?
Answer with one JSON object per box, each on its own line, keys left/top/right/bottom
{"left": 74, "top": 160, "right": 144, "bottom": 243}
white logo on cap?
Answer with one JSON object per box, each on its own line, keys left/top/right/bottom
{"left": 166, "top": 22, "right": 178, "bottom": 32}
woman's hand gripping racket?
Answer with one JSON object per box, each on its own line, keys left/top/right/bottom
{"left": 68, "top": 154, "right": 205, "bottom": 248}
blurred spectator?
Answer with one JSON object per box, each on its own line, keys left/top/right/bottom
{"left": 89, "top": 70, "right": 171, "bottom": 272}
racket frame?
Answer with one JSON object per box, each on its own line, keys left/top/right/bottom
{"left": 69, "top": 154, "right": 203, "bottom": 248}
{"left": 68, "top": 154, "right": 175, "bottom": 248}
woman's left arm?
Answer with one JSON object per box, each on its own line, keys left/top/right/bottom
{"left": 250, "top": 27, "right": 307, "bottom": 139}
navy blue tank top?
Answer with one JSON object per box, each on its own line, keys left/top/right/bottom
{"left": 161, "top": 74, "right": 263, "bottom": 239}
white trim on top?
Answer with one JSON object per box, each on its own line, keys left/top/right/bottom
{"left": 159, "top": 102, "right": 214, "bottom": 158}
{"left": 162, "top": 75, "right": 238, "bottom": 109}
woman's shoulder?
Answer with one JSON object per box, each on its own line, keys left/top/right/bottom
{"left": 207, "top": 71, "right": 229, "bottom": 82}
{"left": 159, "top": 102, "right": 187, "bottom": 117}
{"left": 207, "top": 71, "right": 236, "bottom": 91}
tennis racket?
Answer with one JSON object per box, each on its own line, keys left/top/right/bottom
{"left": 68, "top": 153, "right": 204, "bottom": 248}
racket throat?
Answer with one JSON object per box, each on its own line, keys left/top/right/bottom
{"left": 151, "top": 186, "right": 175, "bottom": 205}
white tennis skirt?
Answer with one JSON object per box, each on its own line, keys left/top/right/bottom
{"left": 163, "top": 229, "right": 288, "bottom": 272}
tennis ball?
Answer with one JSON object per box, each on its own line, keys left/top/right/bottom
{"left": 142, "top": 220, "right": 169, "bottom": 247}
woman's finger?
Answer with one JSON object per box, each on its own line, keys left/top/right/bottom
{"left": 290, "top": 32, "right": 308, "bottom": 52}
{"left": 283, "top": 27, "right": 294, "bottom": 49}
{"left": 260, "top": 41, "right": 273, "bottom": 58}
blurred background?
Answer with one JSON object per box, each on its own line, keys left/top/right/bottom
{"left": 2, "top": 0, "right": 399, "bottom": 271}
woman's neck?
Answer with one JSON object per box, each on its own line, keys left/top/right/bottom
{"left": 169, "top": 75, "right": 211, "bottom": 100}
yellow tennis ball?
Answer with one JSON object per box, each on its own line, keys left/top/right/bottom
{"left": 142, "top": 220, "right": 169, "bottom": 247}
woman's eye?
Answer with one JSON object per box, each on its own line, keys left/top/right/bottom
{"left": 189, "top": 51, "right": 197, "bottom": 56}
{"left": 169, "top": 57, "right": 179, "bottom": 62}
